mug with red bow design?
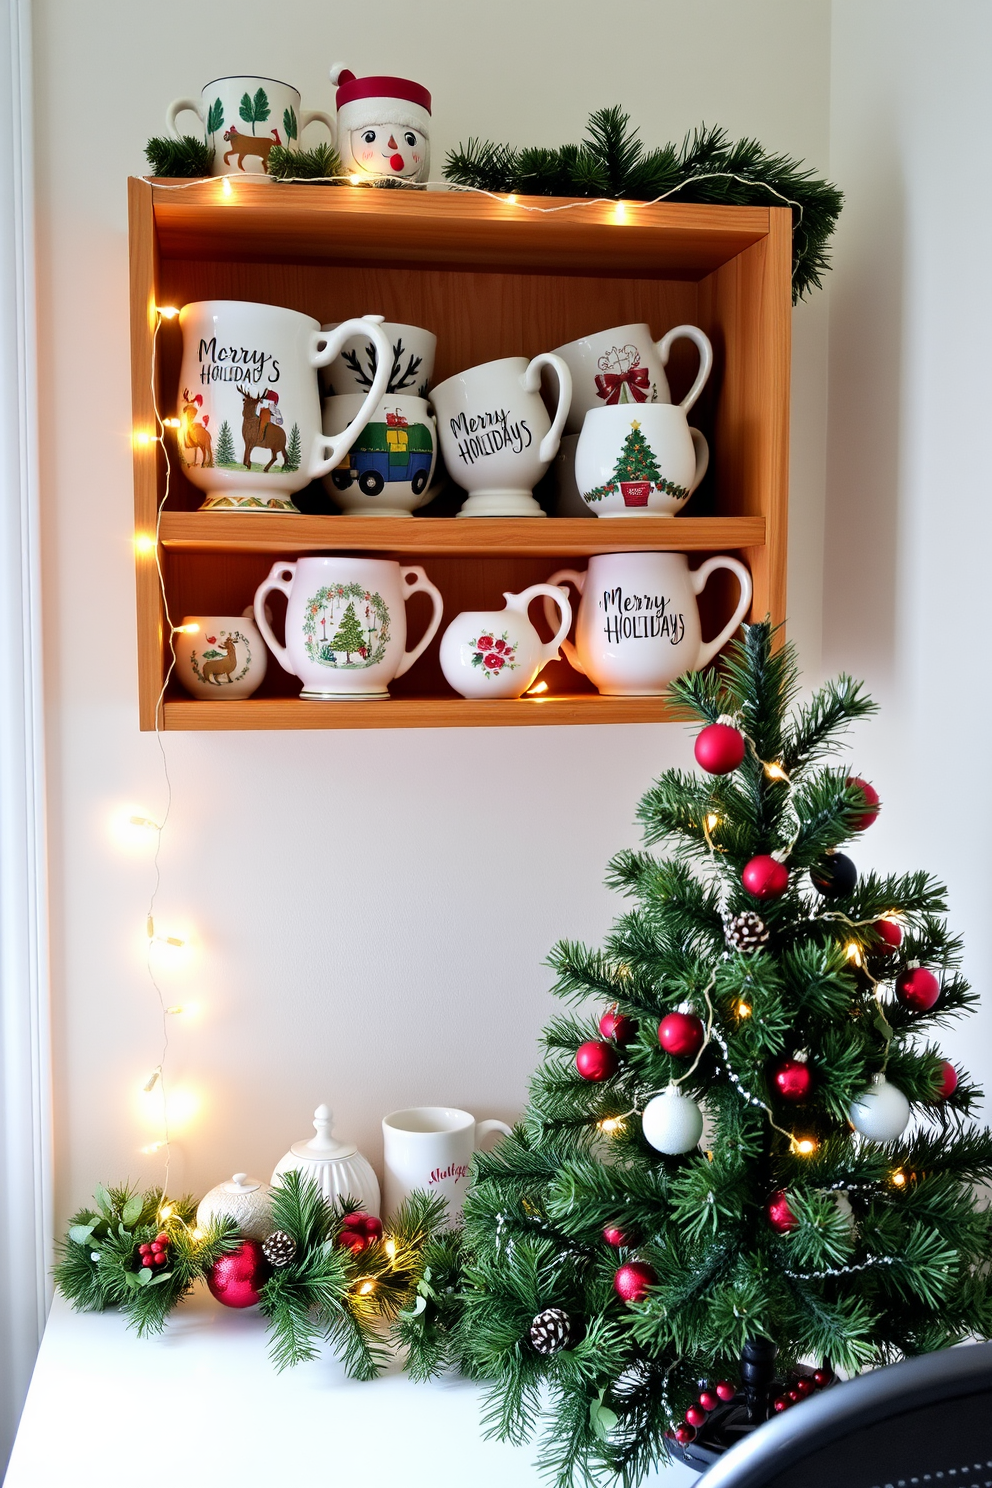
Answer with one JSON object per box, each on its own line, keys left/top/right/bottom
{"left": 552, "top": 321, "right": 713, "bottom": 436}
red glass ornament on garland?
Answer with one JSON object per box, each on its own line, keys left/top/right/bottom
{"left": 685, "top": 1404, "right": 707, "bottom": 1428}
{"left": 599, "top": 1009, "right": 638, "bottom": 1045}
{"left": 698, "top": 1389, "right": 719, "bottom": 1412}
{"left": 613, "top": 1260, "right": 657, "bottom": 1302}
{"left": 206, "top": 1239, "right": 271, "bottom": 1308}
{"left": 742, "top": 854, "right": 789, "bottom": 900}
{"left": 773, "top": 1396, "right": 790, "bottom": 1413}
{"left": 715, "top": 1381, "right": 736, "bottom": 1402}
{"left": 772, "top": 1057, "right": 813, "bottom": 1102}
{"left": 936, "top": 1060, "right": 958, "bottom": 1099}
{"left": 603, "top": 1224, "right": 629, "bottom": 1247}
{"left": 674, "top": 1425, "right": 696, "bottom": 1445}
{"left": 694, "top": 721, "right": 746, "bottom": 775}
{"left": 767, "top": 1189, "right": 798, "bottom": 1234}
{"left": 847, "top": 776, "right": 880, "bottom": 831}
{"left": 875, "top": 918, "right": 902, "bottom": 952}
{"left": 896, "top": 965, "right": 940, "bottom": 1011}
{"left": 576, "top": 1040, "right": 619, "bottom": 1081}
{"left": 658, "top": 1011, "right": 705, "bottom": 1059}
{"left": 338, "top": 1212, "right": 383, "bottom": 1254}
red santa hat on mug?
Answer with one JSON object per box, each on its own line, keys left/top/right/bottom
{"left": 330, "top": 65, "right": 432, "bottom": 135}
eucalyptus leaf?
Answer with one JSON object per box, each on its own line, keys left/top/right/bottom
{"left": 122, "top": 1195, "right": 143, "bottom": 1228}
{"left": 68, "top": 1224, "right": 95, "bottom": 1245}
{"left": 149, "top": 1271, "right": 173, "bottom": 1286}
{"left": 93, "top": 1183, "right": 113, "bottom": 1218}
{"left": 135, "top": 1267, "right": 153, "bottom": 1287}
{"left": 398, "top": 1293, "right": 428, "bottom": 1320}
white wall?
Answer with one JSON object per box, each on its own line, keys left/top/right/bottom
{"left": 32, "top": 0, "right": 832, "bottom": 1215}
{"left": 826, "top": 0, "right": 992, "bottom": 1106}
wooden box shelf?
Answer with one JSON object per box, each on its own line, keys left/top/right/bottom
{"left": 129, "top": 178, "right": 790, "bottom": 731}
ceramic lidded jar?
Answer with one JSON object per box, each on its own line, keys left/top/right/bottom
{"left": 439, "top": 584, "right": 572, "bottom": 700}
{"left": 271, "top": 1104, "right": 380, "bottom": 1216}
{"left": 196, "top": 1173, "right": 274, "bottom": 1241}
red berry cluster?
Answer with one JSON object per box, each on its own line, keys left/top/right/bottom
{"left": 138, "top": 1232, "right": 170, "bottom": 1271}
{"left": 338, "top": 1212, "right": 383, "bottom": 1255}
{"left": 669, "top": 1379, "right": 736, "bottom": 1445}
{"left": 772, "top": 1367, "right": 833, "bottom": 1414}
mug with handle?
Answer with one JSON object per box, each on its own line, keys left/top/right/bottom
{"left": 438, "top": 583, "right": 572, "bottom": 700}
{"left": 254, "top": 555, "right": 443, "bottom": 698}
{"left": 545, "top": 551, "right": 752, "bottom": 696}
{"left": 430, "top": 353, "right": 572, "bottom": 517}
{"left": 553, "top": 321, "right": 713, "bottom": 435}
{"left": 166, "top": 76, "right": 335, "bottom": 176}
{"left": 382, "top": 1106, "right": 512, "bottom": 1222}
{"left": 175, "top": 303, "right": 391, "bottom": 512}
{"left": 576, "top": 404, "right": 709, "bottom": 517}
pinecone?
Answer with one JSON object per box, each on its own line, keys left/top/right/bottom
{"left": 529, "top": 1306, "right": 573, "bottom": 1355}
{"left": 724, "top": 911, "right": 769, "bottom": 953}
{"left": 262, "top": 1230, "right": 297, "bottom": 1268}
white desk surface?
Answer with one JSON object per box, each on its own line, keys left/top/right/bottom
{"left": 6, "top": 1290, "right": 693, "bottom": 1487}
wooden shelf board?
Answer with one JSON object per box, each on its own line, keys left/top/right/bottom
{"left": 161, "top": 693, "right": 683, "bottom": 731}
{"left": 156, "top": 513, "right": 765, "bottom": 556}
{"left": 148, "top": 181, "right": 772, "bottom": 279}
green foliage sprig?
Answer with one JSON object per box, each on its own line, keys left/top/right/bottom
{"left": 53, "top": 1182, "right": 238, "bottom": 1337}
{"left": 268, "top": 142, "right": 344, "bottom": 183}
{"left": 445, "top": 108, "right": 843, "bottom": 302}
{"left": 144, "top": 135, "right": 213, "bottom": 179}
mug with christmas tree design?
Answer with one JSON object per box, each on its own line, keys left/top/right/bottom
{"left": 166, "top": 76, "right": 336, "bottom": 176}
{"left": 575, "top": 405, "right": 709, "bottom": 517}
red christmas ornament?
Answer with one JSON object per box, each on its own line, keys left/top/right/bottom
{"left": 875, "top": 918, "right": 902, "bottom": 952}
{"left": 767, "top": 1189, "right": 798, "bottom": 1234}
{"left": 576, "top": 1040, "right": 619, "bottom": 1081}
{"left": 599, "top": 1009, "right": 638, "bottom": 1045}
{"left": 936, "top": 1060, "right": 958, "bottom": 1100}
{"left": 658, "top": 1012, "right": 705, "bottom": 1059}
{"left": 674, "top": 1425, "right": 696, "bottom": 1445}
{"left": 742, "top": 854, "right": 789, "bottom": 900}
{"left": 896, "top": 966, "right": 940, "bottom": 1011}
{"left": 772, "top": 1057, "right": 813, "bottom": 1103}
{"left": 338, "top": 1212, "right": 384, "bottom": 1254}
{"left": 715, "top": 1381, "right": 736, "bottom": 1402}
{"left": 603, "top": 1224, "right": 628, "bottom": 1248}
{"left": 698, "top": 1389, "right": 719, "bottom": 1412}
{"left": 613, "top": 1260, "right": 657, "bottom": 1302}
{"left": 847, "top": 776, "right": 880, "bottom": 831}
{"left": 694, "top": 722, "right": 746, "bottom": 775}
{"left": 206, "top": 1239, "right": 270, "bottom": 1308}
{"left": 685, "top": 1405, "right": 707, "bottom": 1428}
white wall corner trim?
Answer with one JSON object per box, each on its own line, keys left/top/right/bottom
{"left": 0, "top": 0, "right": 52, "bottom": 1473}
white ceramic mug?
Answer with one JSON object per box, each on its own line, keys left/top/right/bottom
{"left": 253, "top": 555, "right": 443, "bottom": 698}
{"left": 439, "top": 584, "right": 572, "bottom": 700}
{"left": 545, "top": 552, "right": 752, "bottom": 696}
{"left": 553, "top": 433, "right": 593, "bottom": 518}
{"left": 553, "top": 321, "right": 713, "bottom": 435}
{"left": 321, "top": 321, "right": 437, "bottom": 397}
{"left": 322, "top": 394, "right": 438, "bottom": 516}
{"left": 382, "top": 1106, "right": 512, "bottom": 1222}
{"left": 173, "top": 613, "right": 267, "bottom": 700}
{"left": 175, "top": 303, "right": 391, "bottom": 512}
{"left": 166, "top": 76, "right": 335, "bottom": 175}
{"left": 576, "top": 405, "right": 709, "bottom": 517}
{"left": 430, "top": 354, "right": 572, "bottom": 518}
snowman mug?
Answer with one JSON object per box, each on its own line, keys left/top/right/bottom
{"left": 552, "top": 322, "right": 713, "bottom": 436}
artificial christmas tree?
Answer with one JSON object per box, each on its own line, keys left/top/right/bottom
{"left": 404, "top": 623, "right": 992, "bottom": 1485}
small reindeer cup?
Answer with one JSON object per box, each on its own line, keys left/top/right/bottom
{"left": 174, "top": 614, "right": 267, "bottom": 700}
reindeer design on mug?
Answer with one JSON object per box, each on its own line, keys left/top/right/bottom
{"left": 178, "top": 388, "right": 213, "bottom": 467}
{"left": 222, "top": 127, "right": 281, "bottom": 172}
{"left": 199, "top": 635, "right": 239, "bottom": 684}
{"left": 237, "top": 386, "right": 287, "bottom": 471}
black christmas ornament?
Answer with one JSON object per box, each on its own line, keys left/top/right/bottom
{"left": 261, "top": 1230, "right": 297, "bottom": 1268}
{"left": 809, "top": 852, "right": 857, "bottom": 898}
{"left": 724, "top": 911, "right": 769, "bottom": 953}
{"left": 529, "top": 1306, "right": 573, "bottom": 1355}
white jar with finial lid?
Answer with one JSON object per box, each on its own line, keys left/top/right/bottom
{"left": 196, "top": 1173, "right": 273, "bottom": 1240}
{"left": 271, "top": 1104, "right": 380, "bottom": 1216}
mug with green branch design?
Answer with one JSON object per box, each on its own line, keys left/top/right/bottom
{"left": 167, "top": 76, "right": 335, "bottom": 176}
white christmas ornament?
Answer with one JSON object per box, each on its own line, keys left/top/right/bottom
{"left": 271, "top": 1104, "right": 381, "bottom": 1215}
{"left": 641, "top": 1086, "right": 704, "bottom": 1155}
{"left": 330, "top": 65, "right": 431, "bottom": 186}
{"left": 849, "top": 1075, "right": 911, "bottom": 1143}
{"left": 196, "top": 1173, "right": 273, "bottom": 1241}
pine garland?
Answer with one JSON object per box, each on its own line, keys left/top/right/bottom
{"left": 268, "top": 142, "right": 343, "bottom": 184}
{"left": 445, "top": 109, "right": 843, "bottom": 302}
{"left": 144, "top": 135, "right": 213, "bottom": 179}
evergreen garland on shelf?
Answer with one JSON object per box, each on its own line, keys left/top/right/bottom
{"left": 445, "top": 109, "right": 843, "bottom": 301}
{"left": 144, "top": 135, "right": 213, "bottom": 179}
{"left": 268, "top": 141, "right": 343, "bottom": 183}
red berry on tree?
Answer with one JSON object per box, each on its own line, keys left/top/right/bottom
{"left": 613, "top": 1261, "right": 657, "bottom": 1302}
{"left": 155, "top": 1233, "right": 170, "bottom": 1246}
{"left": 773, "top": 1396, "right": 790, "bottom": 1413}
{"left": 936, "top": 1060, "right": 958, "bottom": 1099}
{"left": 599, "top": 1009, "right": 638, "bottom": 1045}
{"left": 694, "top": 722, "right": 746, "bottom": 775}
{"left": 576, "top": 1040, "right": 619, "bottom": 1081}
{"left": 715, "top": 1381, "right": 736, "bottom": 1402}
{"left": 847, "top": 776, "right": 880, "bottom": 831}
{"left": 698, "top": 1390, "right": 719, "bottom": 1412}
{"left": 685, "top": 1405, "right": 707, "bottom": 1427}
{"left": 674, "top": 1425, "right": 696, "bottom": 1445}
{"left": 142, "top": 1254, "right": 155, "bottom": 1267}
{"left": 794, "top": 1377, "right": 814, "bottom": 1397}
{"left": 772, "top": 1057, "right": 813, "bottom": 1103}
{"left": 875, "top": 918, "right": 902, "bottom": 952}
{"left": 742, "top": 855, "right": 789, "bottom": 900}
{"left": 787, "top": 1389, "right": 801, "bottom": 1404}
{"left": 767, "top": 1189, "right": 798, "bottom": 1234}
{"left": 602, "top": 1224, "right": 628, "bottom": 1247}
{"left": 896, "top": 966, "right": 940, "bottom": 1011}
{"left": 138, "top": 1243, "right": 151, "bottom": 1256}
{"left": 658, "top": 1012, "right": 705, "bottom": 1059}
{"left": 812, "top": 1369, "right": 831, "bottom": 1388}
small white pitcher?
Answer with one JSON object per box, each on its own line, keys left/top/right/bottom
{"left": 439, "top": 584, "right": 572, "bottom": 699}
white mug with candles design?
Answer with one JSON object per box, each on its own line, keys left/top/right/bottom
{"left": 174, "top": 302, "right": 392, "bottom": 512}
{"left": 166, "top": 76, "right": 335, "bottom": 176}
{"left": 382, "top": 1106, "right": 511, "bottom": 1222}
{"left": 552, "top": 321, "right": 713, "bottom": 436}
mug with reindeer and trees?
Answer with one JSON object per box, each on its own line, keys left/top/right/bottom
{"left": 173, "top": 302, "right": 392, "bottom": 511}
{"left": 166, "top": 76, "right": 336, "bottom": 176}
